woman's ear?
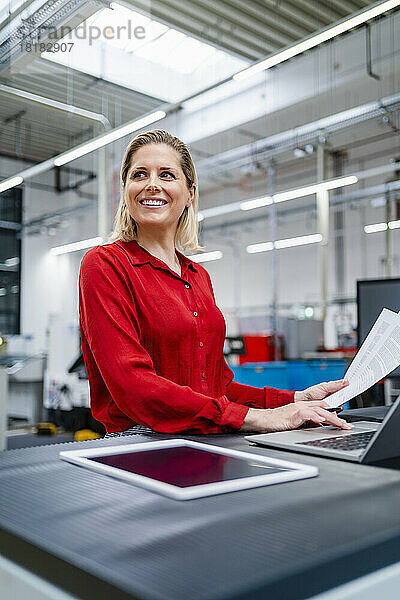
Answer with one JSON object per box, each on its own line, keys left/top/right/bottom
{"left": 186, "top": 184, "right": 196, "bottom": 207}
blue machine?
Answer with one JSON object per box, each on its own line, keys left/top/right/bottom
{"left": 230, "top": 360, "right": 347, "bottom": 393}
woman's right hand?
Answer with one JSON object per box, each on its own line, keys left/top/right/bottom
{"left": 240, "top": 401, "right": 352, "bottom": 433}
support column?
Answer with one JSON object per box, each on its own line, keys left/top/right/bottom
{"left": 98, "top": 146, "right": 109, "bottom": 241}
{"left": 332, "top": 151, "right": 348, "bottom": 348}
{"left": 317, "top": 145, "right": 329, "bottom": 343}
{"left": 268, "top": 163, "right": 279, "bottom": 359}
{"left": 0, "top": 368, "right": 7, "bottom": 451}
{"left": 385, "top": 189, "right": 393, "bottom": 277}
{"left": 332, "top": 152, "right": 346, "bottom": 300}
{"left": 232, "top": 241, "right": 242, "bottom": 334}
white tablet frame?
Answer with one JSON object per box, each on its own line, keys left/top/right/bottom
{"left": 59, "top": 439, "right": 318, "bottom": 500}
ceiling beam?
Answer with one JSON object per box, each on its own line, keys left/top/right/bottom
{"left": 282, "top": 0, "right": 344, "bottom": 24}
{"left": 123, "top": 0, "right": 280, "bottom": 58}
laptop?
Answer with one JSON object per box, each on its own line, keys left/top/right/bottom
{"left": 245, "top": 395, "right": 400, "bottom": 464}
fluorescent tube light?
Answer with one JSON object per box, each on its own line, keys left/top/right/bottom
{"left": 0, "top": 110, "right": 165, "bottom": 191}
{"left": 233, "top": 1, "right": 400, "bottom": 82}
{"left": 364, "top": 222, "right": 388, "bottom": 233}
{"left": 50, "top": 237, "right": 104, "bottom": 256}
{"left": 274, "top": 234, "right": 322, "bottom": 249}
{"left": 273, "top": 176, "right": 358, "bottom": 204}
{"left": 364, "top": 219, "right": 400, "bottom": 233}
{"left": 54, "top": 110, "right": 166, "bottom": 166}
{"left": 247, "top": 234, "right": 322, "bottom": 253}
{"left": 388, "top": 220, "right": 400, "bottom": 230}
{"left": 0, "top": 176, "right": 23, "bottom": 193}
{"left": 188, "top": 251, "right": 223, "bottom": 263}
{"left": 246, "top": 242, "right": 274, "bottom": 254}
{"left": 198, "top": 175, "right": 358, "bottom": 220}
{"left": 200, "top": 201, "right": 243, "bottom": 219}
{"left": 240, "top": 196, "right": 273, "bottom": 211}
{"left": 197, "top": 195, "right": 274, "bottom": 220}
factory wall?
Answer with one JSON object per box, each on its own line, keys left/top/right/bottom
{"left": 1, "top": 8, "right": 399, "bottom": 380}
{"left": 2, "top": 157, "right": 398, "bottom": 383}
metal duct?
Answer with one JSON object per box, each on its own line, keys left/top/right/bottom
{"left": 196, "top": 93, "right": 400, "bottom": 178}
{"left": 0, "top": 83, "right": 111, "bottom": 129}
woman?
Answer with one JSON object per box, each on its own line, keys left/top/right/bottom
{"left": 79, "top": 130, "right": 351, "bottom": 436}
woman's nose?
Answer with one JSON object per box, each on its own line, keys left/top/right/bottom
{"left": 145, "top": 174, "right": 161, "bottom": 190}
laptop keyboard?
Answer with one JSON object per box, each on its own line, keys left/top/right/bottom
{"left": 297, "top": 430, "right": 376, "bottom": 451}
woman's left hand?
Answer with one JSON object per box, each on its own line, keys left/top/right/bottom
{"left": 294, "top": 379, "right": 349, "bottom": 403}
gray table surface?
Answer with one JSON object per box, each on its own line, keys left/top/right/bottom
{"left": 1, "top": 432, "right": 400, "bottom": 600}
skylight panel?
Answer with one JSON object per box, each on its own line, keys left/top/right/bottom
{"left": 125, "top": 19, "right": 168, "bottom": 53}
{"left": 83, "top": 3, "right": 152, "bottom": 52}
{"left": 136, "top": 31, "right": 216, "bottom": 74}
{"left": 135, "top": 28, "right": 185, "bottom": 63}
{"left": 41, "top": 2, "right": 249, "bottom": 102}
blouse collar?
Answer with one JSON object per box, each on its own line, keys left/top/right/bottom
{"left": 114, "top": 240, "right": 198, "bottom": 275}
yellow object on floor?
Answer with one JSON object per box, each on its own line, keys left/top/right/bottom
{"left": 36, "top": 423, "right": 57, "bottom": 435}
{"left": 74, "top": 429, "right": 102, "bottom": 442}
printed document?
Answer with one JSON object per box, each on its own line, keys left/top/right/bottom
{"left": 325, "top": 308, "right": 400, "bottom": 408}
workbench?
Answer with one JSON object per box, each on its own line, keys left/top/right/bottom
{"left": 1, "top": 432, "right": 400, "bottom": 600}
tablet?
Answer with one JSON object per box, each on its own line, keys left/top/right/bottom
{"left": 59, "top": 439, "right": 318, "bottom": 500}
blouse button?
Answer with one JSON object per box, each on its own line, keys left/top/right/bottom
{"left": 199, "top": 342, "right": 204, "bottom": 347}
{"left": 201, "top": 372, "right": 206, "bottom": 379}
{"left": 193, "top": 311, "right": 198, "bottom": 317}
{"left": 185, "top": 284, "right": 190, "bottom": 289}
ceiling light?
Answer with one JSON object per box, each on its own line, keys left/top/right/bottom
{"left": 274, "top": 234, "right": 322, "bottom": 248}
{"left": 54, "top": 110, "right": 166, "bottom": 166}
{"left": 364, "top": 222, "right": 388, "bottom": 233}
{"left": 246, "top": 242, "right": 274, "bottom": 254}
{"left": 240, "top": 196, "right": 273, "bottom": 211}
{"left": 304, "top": 306, "right": 314, "bottom": 318}
{"left": 364, "top": 219, "right": 400, "bottom": 233}
{"left": 247, "top": 234, "right": 322, "bottom": 253}
{"left": 233, "top": 1, "right": 400, "bottom": 82}
{"left": 50, "top": 237, "right": 104, "bottom": 256}
{"left": 199, "top": 175, "right": 358, "bottom": 220}
{"left": 188, "top": 251, "right": 223, "bottom": 263}
{"left": 388, "top": 220, "right": 400, "bottom": 229}
{"left": 0, "top": 176, "right": 23, "bottom": 193}
{"left": 293, "top": 147, "right": 307, "bottom": 158}
{"left": 200, "top": 202, "right": 242, "bottom": 219}
{"left": 0, "top": 111, "right": 165, "bottom": 192}
{"left": 273, "top": 176, "right": 358, "bottom": 203}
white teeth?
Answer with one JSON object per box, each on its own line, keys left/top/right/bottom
{"left": 141, "top": 200, "right": 166, "bottom": 206}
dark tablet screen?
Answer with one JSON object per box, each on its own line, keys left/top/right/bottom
{"left": 89, "top": 445, "right": 294, "bottom": 488}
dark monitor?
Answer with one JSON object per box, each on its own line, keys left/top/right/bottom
{"left": 357, "top": 278, "right": 400, "bottom": 378}
{"left": 224, "top": 337, "right": 246, "bottom": 355}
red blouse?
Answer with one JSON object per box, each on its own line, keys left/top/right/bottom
{"left": 79, "top": 240, "right": 294, "bottom": 433}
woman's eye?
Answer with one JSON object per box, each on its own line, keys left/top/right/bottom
{"left": 131, "top": 170, "right": 175, "bottom": 179}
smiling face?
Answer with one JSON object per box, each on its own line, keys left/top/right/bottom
{"left": 124, "top": 143, "right": 195, "bottom": 238}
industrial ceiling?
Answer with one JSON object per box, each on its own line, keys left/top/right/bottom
{"left": 0, "top": 0, "right": 398, "bottom": 191}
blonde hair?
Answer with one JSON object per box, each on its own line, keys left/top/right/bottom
{"left": 109, "top": 130, "right": 202, "bottom": 252}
